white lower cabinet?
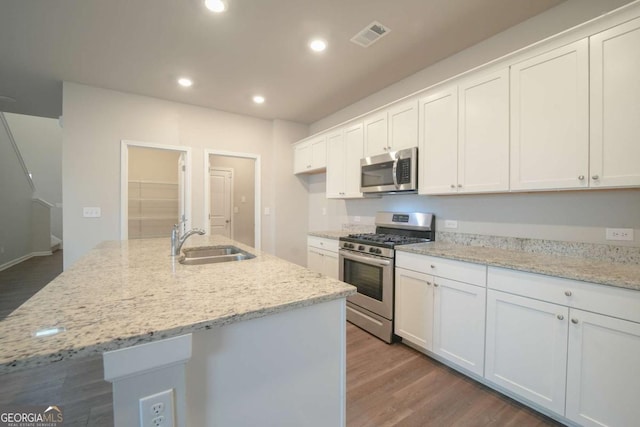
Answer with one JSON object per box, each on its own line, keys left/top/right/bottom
{"left": 394, "top": 268, "right": 433, "bottom": 351}
{"left": 485, "top": 290, "right": 568, "bottom": 415}
{"left": 566, "top": 309, "right": 640, "bottom": 427}
{"left": 433, "top": 277, "right": 486, "bottom": 376}
{"left": 306, "top": 236, "right": 339, "bottom": 280}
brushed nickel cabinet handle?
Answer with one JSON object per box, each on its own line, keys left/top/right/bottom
{"left": 565, "top": 290, "right": 572, "bottom": 297}
{"left": 557, "top": 314, "right": 564, "bottom": 320}
{"left": 578, "top": 175, "right": 585, "bottom": 180}
{"left": 592, "top": 175, "right": 600, "bottom": 180}
{"left": 571, "top": 318, "right": 579, "bottom": 324}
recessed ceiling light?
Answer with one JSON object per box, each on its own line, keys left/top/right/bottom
{"left": 204, "top": 0, "right": 227, "bottom": 13}
{"left": 309, "top": 39, "right": 327, "bottom": 52}
{"left": 252, "top": 95, "right": 265, "bottom": 104}
{"left": 177, "top": 77, "right": 193, "bottom": 88}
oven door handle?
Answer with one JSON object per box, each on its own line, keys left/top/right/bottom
{"left": 340, "top": 250, "right": 392, "bottom": 267}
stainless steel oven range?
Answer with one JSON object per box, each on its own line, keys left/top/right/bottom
{"left": 339, "top": 211, "right": 435, "bottom": 343}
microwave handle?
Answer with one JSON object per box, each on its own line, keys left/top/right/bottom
{"left": 392, "top": 156, "right": 399, "bottom": 189}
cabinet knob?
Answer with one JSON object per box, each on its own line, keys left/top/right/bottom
{"left": 578, "top": 175, "right": 585, "bottom": 180}
{"left": 592, "top": 174, "right": 600, "bottom": 180}
{"left": 457, "top": 184, "right": 462, "bottom": 188}
{"left": 571, "top": 318, "right": 579, "bottom": 324}
{"left": 557, "top": 314, "right": 564, "bottom": 320}
{"left": 565, "top": 290, "right": 572, "bottom": 297}
{"left": 430, "top": 264, "right": 435, "bottom": 269}
{"left": 426, "top": 281, "right": 432, "bottom": 286}
{"left": 450, "top": 184, "right": 455, "bottom": 189}
{"left": 433, "top": 283, "right": 439, "bottom": 287}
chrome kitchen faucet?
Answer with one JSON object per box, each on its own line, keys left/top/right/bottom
{"left": 171, "top": 222, "right": 205, "bottom": 256}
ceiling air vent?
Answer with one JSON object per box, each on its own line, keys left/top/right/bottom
{"left": 350, "top": 21, "right": 391, "bottom": 48}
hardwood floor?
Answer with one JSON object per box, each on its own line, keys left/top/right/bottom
{"left": 347, "top": 323, "right": 562, "bottom": 426}
{"left": 1, "top": 254, "right": 561, "bottom": 426}
{"left": 0, "top": 250, "right": 63, "bottom": 319}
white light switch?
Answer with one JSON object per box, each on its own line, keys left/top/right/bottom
{"left": 264, "top": 207, "right": 270, "bottom": 216}
{"left": 322, "top": 208, "right": 327, "bottom": 216}
{"left": 241, "top": 196, "right": 246, "bottom": 203}
{"left": 83, "top": 207, "right": 101, "bottom": 218}
{"left": 233, "top": 206, "right": 239, "bottom": 214}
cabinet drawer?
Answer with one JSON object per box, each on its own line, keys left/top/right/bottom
{"left": 307, "top": 236, "right": 339, "bottom": 253}
{"left": 396, "top": 252, "right": 486, "bottom": 286}
{"left": 488, "top": 267, "right": 640, "bottom": 324}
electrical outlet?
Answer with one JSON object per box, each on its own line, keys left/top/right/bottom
{"left": 354, "top": 216, "right": 361, "bottom": 222}
{"left": 605, "top": 228, "right": 634, "bottom": 241}
{"left": 444, "top": 220, "right": 458, "bottom": 229}
{"left": 322, "top": 207, "right": 327, "bottom": 216}
{"left": 139, "top": 389, "right": 175, "bottom": 427}
{"left": 82, "top": 207, "right": 101, "bottom": 218}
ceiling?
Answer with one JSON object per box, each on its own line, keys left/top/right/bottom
{"left": 0, "top": 0, "right": 565, "bottom": 124}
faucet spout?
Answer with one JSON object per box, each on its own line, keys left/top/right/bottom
{"left": 171, "top": 223, "right": 205, "bottom": 256}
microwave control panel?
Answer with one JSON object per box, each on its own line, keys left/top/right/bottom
{"left": 397, "top": 158, "right": 411, "bottom": 184}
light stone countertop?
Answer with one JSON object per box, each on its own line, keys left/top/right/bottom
{"left": 398, "top": 242, "right": 640, "bottom": 291}
{"left": 0, "top": 235, "right": 355, "bottom": 374}
{"left": 307, "top": 230, "right": 351, "bottom": 240}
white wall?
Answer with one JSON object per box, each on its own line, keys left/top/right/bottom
{"left": 306, "top": 0, "right": 640, "bottom": 247}
{"left": 4, "top": 113, "right": 63, "bottom": 240}
{"left": 62, "top": 83, "right": 307, "bottom": 269}
{"left": 272, "top": 120, "right": 310, "bottom": 267}
{"left": 0, "top": 115, "right": 33, "bottom": 266}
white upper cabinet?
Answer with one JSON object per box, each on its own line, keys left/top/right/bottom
{"left": 363, "top": 111, "right": 388, "bottom": 157}
{"left": 590, "top": 17, "right": 640, "bottom": 188}
{"left": 458, "top": 68, "right": 510, "bottom": 193}
{"left": 326, "top": 123, "right": 364, "bottom": 199}
{"left": 419, "top": 86, "right": 459, "bottom": 194}
{"left": 388, "top": 99, "right": 419, "bottom": 152}
{"left": 293, "top": 135, "right": 327, "bottom": 174}
{"left": 510, "top": 39, "right": 589, "bottom": 190}
{"left": 364, "top": 99, "right": 419, "bottom": 157}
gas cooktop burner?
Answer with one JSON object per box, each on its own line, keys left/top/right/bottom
{"left": 344, "top": 233, "right": 429, "bottom": 246}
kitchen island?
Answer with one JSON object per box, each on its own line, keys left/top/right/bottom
{"left": 0, "top": 235, "right": 355, "bottom": 426}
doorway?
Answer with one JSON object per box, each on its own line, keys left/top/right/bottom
{"left": 120, "top": 140, "right": 192, "bottom": 240}
{"left": 210, "top": 168, "right": 233, "bottom": 238}
{"left": 205, "top": 150, "right": 260, "bottom": 249}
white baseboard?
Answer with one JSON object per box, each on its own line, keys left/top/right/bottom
{"left": 0, "top": 251, "right": 54, "bottom": 272}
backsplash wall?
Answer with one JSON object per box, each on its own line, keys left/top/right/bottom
{"left": 307, "top": 174, "right": 640, "bottom": 247}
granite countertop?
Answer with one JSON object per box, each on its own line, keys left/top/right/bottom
{"left": 307, "top": 230, "right": 350, "bottom": 240}
{"left": 0, "top": 235, "right": 355, "bottom": 374}
{"left": 398, "top": 241, "right": 640, "bottom": 291}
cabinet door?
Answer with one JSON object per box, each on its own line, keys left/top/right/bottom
{"left": 326, "top": 130, "right": 345, "bottom": 198}
{"left": 510, "top": 39, "right": 589, "bottom": 190}
{"left": 433, "top": 277, "right": 485, "bottom": 376}
{"left": 566, "top": 309, "right": 640, "bottom": 427}
{"left": 485, "top": 290, "right": 568, "bottom": 415}
{"left": 323, "top": 250, "right": 339, "bottom": 280}
{"left": 307, "top": 248, "right": 324, "bottom": 274}
{"left": 590, "top": 17, "right": 640, "bottom": 188}
{"left": 363, "top": 111, "right": 388, "bottom": 157}
{"left": 418, "top": 87, "right": 458, "bottom": 195}
{"left": 310, "top": 136, "right": 327, "bottom": 170}
{"left": 343, "top": 123, "right": 364, "bottom": 198}
{"left": 458, "top": 68, "right": 509, "bottom": 193}
{"left": 395, "top": 268, "right": 434, "bottom": 351}
{"left": 388, "top": 99, "right": 418, "bottom": 151}
{"left": 293, "top": 143, "right": 311, "bottom": 174}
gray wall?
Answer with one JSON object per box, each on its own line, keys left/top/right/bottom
{"left": 306, "top": 0, "right": 640, "bottom": 248}
{"left": 62, "top": 83, "right": 309, "bottom": 269}
{"left": 4, "top": 113, "right": 62, "bottom": 241}
{"left": 0, "top": 115, "right": 33, "bottom": 266}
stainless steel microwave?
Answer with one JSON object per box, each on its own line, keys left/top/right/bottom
{"left": 360, "top": 147, "right": 418, "bottom": 194}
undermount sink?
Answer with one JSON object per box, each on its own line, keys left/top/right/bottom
{"left": 178, "top": 245, "right": 255, "bottom": 265}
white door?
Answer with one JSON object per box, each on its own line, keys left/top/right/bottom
{"left": 485, "top": 290, "right": 568, "bottom": 415}
{"left": 510, "top": 39, "right": 589, "bottom": 190}
{"left": 433, "top": 277, "right": 486, "bottom": 376}
{"left": 394, "top": 268, "right": 434, "bottom": 351}
{"left": 590, "top": 17, "right": 640, "bottom": 188}
{"left": 210, "top": 169, "right": 232, "bottom": 238}
{"left": 418, "top": 86, "right": 458, "bottom": 195}
{"left": 566, "top": 309, "right": 640, "bottom": 427}
{"left": 458, "top": 68, "right": 510, "bottom": 193}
